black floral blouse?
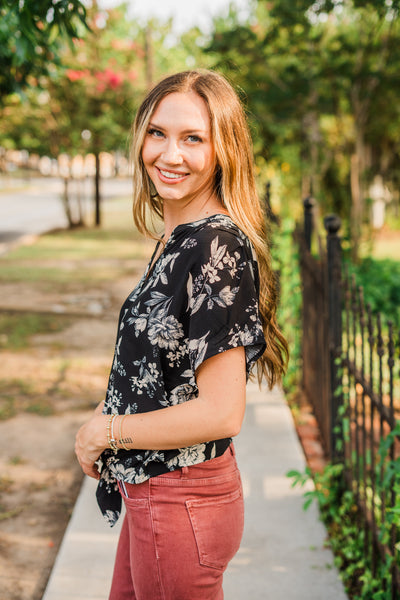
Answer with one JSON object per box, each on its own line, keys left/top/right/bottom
{"left": 96, "top": 214, "right": 266, "bottom": 526}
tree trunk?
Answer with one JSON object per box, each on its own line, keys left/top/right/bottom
{"left": 62, "top": 177, "right": 74, "bottom": 228}
{"left": 350, "top": 153, "right": 361, "bottom": 262}
{"left": 94, "top": 152, "right": 101, "bottom": 226}
{"left": 350, "top": 122, "right": 370, "bottom": 262}
{"left": 76, "top": 177, "right": 85, "bottom": 226}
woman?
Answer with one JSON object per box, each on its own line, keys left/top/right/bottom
{"left": 75, "top": 69, "right": 288, "bottom": 600}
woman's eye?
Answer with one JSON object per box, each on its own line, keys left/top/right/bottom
{"left": 148, "top": 128, "right": 164, "bottom": 138}
{"left": 187, "top": 135, "right": 202, "bottom": 143}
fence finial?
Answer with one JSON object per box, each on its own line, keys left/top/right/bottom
{"left": 324, "top": 214, "right": 341, "bottom": 236}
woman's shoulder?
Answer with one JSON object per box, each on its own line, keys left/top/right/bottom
{"left": 170, "top": 215, "right": 257, "bottom": 276}
{"left": 178, "top": 214, "right": 250, "bottom": 248}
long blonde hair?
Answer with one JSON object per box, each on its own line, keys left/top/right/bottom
{"left": 130, "top": 69, "right": 288, "bottom": 388}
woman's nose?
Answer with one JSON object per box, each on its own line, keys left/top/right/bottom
{"left": 161, "top": 139, "right": 183, "bottom": 164}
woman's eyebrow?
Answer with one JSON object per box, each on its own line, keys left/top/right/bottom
{"left": 182, "top": 129, "right": 207, "bottom": 135}
{"left": 147, "top": 122, "right": 165, "bottom": 130}
{"left": 148, "top": 121, "right": 208, "bottom": 135}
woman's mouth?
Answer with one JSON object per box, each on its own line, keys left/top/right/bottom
{"left": 156, "top": 167, "right": 189, "bottom": 183}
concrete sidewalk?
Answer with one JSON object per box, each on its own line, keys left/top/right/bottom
{"left": 42, "top": 384, "right": 348, "bottom": 600}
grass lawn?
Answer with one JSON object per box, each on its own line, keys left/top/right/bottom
{"left": 0, "top": 196, "right": 154, "bottom": 351}
{"left": 0, "top": 198, "right": 154, "bottom": 287}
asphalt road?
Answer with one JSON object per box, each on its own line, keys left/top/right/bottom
{"left": 0, "top": 176, "right": 132, "bottom": 253}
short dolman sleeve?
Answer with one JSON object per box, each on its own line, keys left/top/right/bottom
{"left": 185, "top": 225, "right": 266, "bottom": 377}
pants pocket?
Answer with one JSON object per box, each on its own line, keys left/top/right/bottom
{"left": 186, "top": 485, "right": 244, "bottom": 571}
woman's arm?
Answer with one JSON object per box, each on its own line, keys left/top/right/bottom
{"left": 75, "top": 346, "right": 246, "bottom": 479}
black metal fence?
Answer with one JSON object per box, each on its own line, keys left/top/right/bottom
{"left": 297, "top": 198, "right": 400, "bottom": 597}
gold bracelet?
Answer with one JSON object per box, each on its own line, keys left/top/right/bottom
{"left": 106, "top": 414, "right": 118, "bottom": 453}
{"left": 118, "top": 415, "right": 130, "bottom": 451}
{"left": 106, "top": 414, "right": 113, "bottom": 447}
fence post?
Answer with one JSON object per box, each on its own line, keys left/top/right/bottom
{"left": 303, "top": 197, "right": 314, "bottom": 251}
{"left": 324, "top": 214, "right": 344, "bottom": 461}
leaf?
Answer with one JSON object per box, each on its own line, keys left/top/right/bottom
{"left": 213, "top": 297, "right": 226, "bottom": 307}
{"left": 210, "top": 236, "right": 219, "bottom": 256}
{"left": 303, "top": 497, "right": 314, "bottom": 511}
{"left": 191, "top": 294, "right": 207, "bottom": 315}
{"left": 181, "top": 370, "right": 193, "bottom": 378}
{"left": 186, "top": 272, "right": 193, "bottom": 310}
{"left": 210, "top": 236, "right": 227, "bottom": 265}
{"left": 145, "top": 292, "right": 168, "bottom": 307}
{"left": 286, "top": 469, "right": 311, "bottom": 487}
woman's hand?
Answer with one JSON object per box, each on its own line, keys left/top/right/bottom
{"left": 75, "top": 413, "right": 108, "bottom": 479}
{"left": 94, "top": 400, "right": 105, "bottom": 415}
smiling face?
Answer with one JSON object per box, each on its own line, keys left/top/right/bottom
{"left": 141, "top": 91, "right": 218, "bottom": 214}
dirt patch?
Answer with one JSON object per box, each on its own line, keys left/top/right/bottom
{"left": 0, "top": 273, "right": 139, "bottom": 317}
{"left": 0, "top": 272, "right": 148, "bottom": 599}
{"left": 0, "top": 413, "right": 85, "bottom": 600}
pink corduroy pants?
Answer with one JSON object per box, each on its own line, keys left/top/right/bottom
{"left": 108, "top": 444, "right": 244, "bottom": 600}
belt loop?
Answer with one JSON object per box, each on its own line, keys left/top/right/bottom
{"left": 229, "top": 443, "right": 236, "bottom": 457}
{"left": 181, "top": 466, "right": 189, "bottom": 476}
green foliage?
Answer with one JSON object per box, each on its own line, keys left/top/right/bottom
{"left": 206, "top": 0, "right": 400, "bottom": 236}
{"left": 271, "top": 219, "right": 302, "bottom": 395}
{"left": 0, "top": 0, "right": 89, "bottom": 100}
{"left": 0, "top": 3, "right": 215, "bottom": 225}
{"left": 347, "top": 257, "right": 400, "bottom": 328}
{"left": 288, "top": 422, "right": 400, "bottom": 599}
{"left": 11, "top": 4, "right": 146, "bottom": 158}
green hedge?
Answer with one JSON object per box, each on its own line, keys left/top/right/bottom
{"left": 346, "top": 257, "right": 400, "bottom": 329}
{"left": 270, "top": 219, "right": 302, "bottom": 395}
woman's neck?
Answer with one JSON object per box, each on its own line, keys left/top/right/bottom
{"left": 162, "top": 195, "right": 228, "bottom": 242}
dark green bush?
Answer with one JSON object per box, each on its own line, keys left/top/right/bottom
{"left": 347, "top": 257, "right": 400, "bottom": 329}
{"left": 271, "top": 219, "right": 302, "bottom": 395}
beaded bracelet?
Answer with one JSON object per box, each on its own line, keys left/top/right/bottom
{"left": 106, "top": 414, "right": 118, "bottom": 453}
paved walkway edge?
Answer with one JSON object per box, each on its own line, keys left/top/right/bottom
{"left": 42, "top": 476, "right": 122, "bottom": 600}
{"left": 42, "top": 385, "right": 348, "bottom": 600}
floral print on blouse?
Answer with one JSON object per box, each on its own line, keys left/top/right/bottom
{"left": 96, "top": 214, "right": 266, "bottom": 526}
